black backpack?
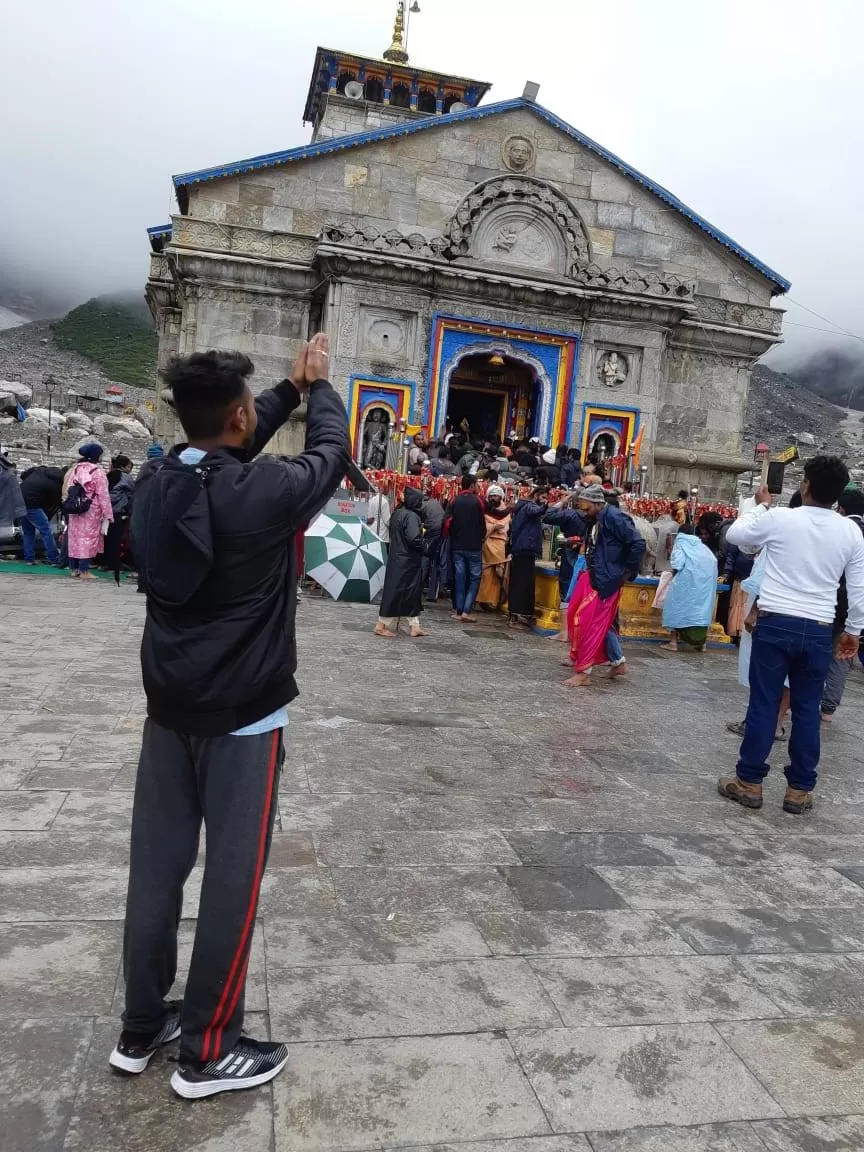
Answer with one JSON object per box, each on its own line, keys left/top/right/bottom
{"left": 61, "top": 481, "right": 93, "bottom": 516}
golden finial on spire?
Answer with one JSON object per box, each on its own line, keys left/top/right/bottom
{"left": 383, "top": 0, "right": 409, "bottom": 63}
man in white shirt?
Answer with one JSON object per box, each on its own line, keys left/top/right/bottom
{"left": 718, "top": 456, "right": 864, "bottom": 814}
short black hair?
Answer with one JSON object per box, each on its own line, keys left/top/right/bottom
{"left": 438, "top": 445, "right": 450, "bottom": 461}
{"left": 677, "top": 489, "right": 689, "bottom": 500}
{"left": 838, "top": 487, "right": 864, "bottom": 517}
{"left": 110, "top": 454, "right": 132, "bottom": 470}
{"left": 461, "top": 474, "right": 477, "bottom": 490}
{"left": 161, "top": 351, "right": 254, "bottom": 440}
{"left": 788, "top": 490, "right": 803, "bottom": 509}
{"left": 804, "top": 455, "right": 849, "bottom": 506}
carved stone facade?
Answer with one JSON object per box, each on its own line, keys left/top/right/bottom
{"left": 147, "top": 99, "right": 787, "bottom": 498}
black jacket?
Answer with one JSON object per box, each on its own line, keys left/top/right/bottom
{"left": 379, "top": 488, "right": 424, "bottom": 619}
{"left": 20, "top": 466, "right": 65, "bottom": 517}
{"left": 132, "top": 378, "right": 350, "bottom": 736}
{"left": 449, "top": 491, "right": 486, "bottom": 551}
{"left": 587, "top": 504, "right": 646, "bottom": 599}
{"left": 509, "top": 498, "right": 547, "bottom": 556}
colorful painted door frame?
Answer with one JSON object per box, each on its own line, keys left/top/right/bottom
{"left": 424, "top": 315, "right": 580, "bottom": 446}
{"left": 347, "top": 375, "right": 417, "bottom": 462}
{"left": 578, "top": 403, "right": 640, "bottom": 463}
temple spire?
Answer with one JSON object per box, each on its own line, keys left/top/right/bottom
{"left": 383, "top": 1, "right": 409, "bottom": 63}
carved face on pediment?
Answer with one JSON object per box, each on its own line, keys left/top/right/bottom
{"left": 502, "top": 135, "right": 535, "bottom": 172}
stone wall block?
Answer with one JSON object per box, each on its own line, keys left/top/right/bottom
{"left": 587, "top": 228, "right": 615, "bottom": 258}
{"left": 534, "top": 149, "right": 575, "bottom": 183}
{"left": 590, "top": 170, "right": 632, "bottom": 204}
{"left": 438, "top": 135, "right": 478, "bottom": 165}
{"left": 239, "top": 182, "right": 275, "bottom": 207}
{"left": 380, "top": 165, "right": 418, "bottom": 195}
{"left": 261, "top": 206, "right": 295, "bottom": 232}
{"left": 597, "top": 202, "right": 634, "bottom": 229}
{"left": 416, "top": 173, "right": 474, "bottom": 206}
{"left": 315, "top": 185, "right": 354, "bottom": 213}
{"left": 224, "top": 203, "right": 264, "bottom": 228}
{"left": 270, "top": 178, "right": 317, "bottom": 211}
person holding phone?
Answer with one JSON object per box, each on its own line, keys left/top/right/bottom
{"left": 719, "top": 457, "right": 864, "bottom": 815}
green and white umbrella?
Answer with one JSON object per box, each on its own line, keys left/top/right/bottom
{"left": 304, "top": 513, "right": 387, "bottom": 602}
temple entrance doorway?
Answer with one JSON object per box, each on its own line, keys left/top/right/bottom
{"left": 444, "top": 354, "right": 538, "bottom": 442}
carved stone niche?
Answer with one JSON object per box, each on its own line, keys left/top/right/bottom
{"left": 358, "top": 306, "right": 417, "bottom": 363}
{"left": 597, "top": 349, "right": 629, "bottom": 388}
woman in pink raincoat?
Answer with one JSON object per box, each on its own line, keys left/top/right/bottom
{"left": 62, "top": 443, "right": 113, "bottom": 580}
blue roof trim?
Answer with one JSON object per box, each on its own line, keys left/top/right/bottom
{"left": 147, "top": 224, "right": 172, "bottom": 237}
{"left": 171, "top": 98, "right": 789, "bottom": 293}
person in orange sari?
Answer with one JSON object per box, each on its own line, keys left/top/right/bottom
{"left": 565, "top": 485, "right": 645, "bottom": 687}
{"left": 476, "top": 485, "right": 511, "bottom": 611}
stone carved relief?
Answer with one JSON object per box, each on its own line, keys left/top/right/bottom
{"left": 447, "top": 176, "right": 591, "bottom": 275}
{"left": 474, "top": 208, "right": 566, "bottom": 274}
{"left": 502, "top": 135, "right": 535, "bottom": 173}
{"left": 598, "top": 350, "right": 628, "bottom": 388}
{"left": 322, "top": 222, "right": 449, "bottom": 260}
{"left": 173, "top": 216, "right": 316, "bottom": 264}
{"left": 573, "top": 262, "right": 695, "bottom": 301}
{"left": 359, "top": 307, "right": 416, "bottom": 362}
{"left": 694, "top": 297, "right": 782, "bottom": 335}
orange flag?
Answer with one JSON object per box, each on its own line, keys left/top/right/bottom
{"left": 630, "top": 424, "right": 644, "bottom": 470}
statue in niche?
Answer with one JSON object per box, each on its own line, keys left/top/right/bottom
{"left": 502, "top": 135, "right": 534, "bottom": 172}
{"left": 599, "top": 350, "right": 628, "bottom": 388}
{"left": 361, "top": 407, "right": 390, "bottom": 469}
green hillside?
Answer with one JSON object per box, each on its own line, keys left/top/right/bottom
{"left": 52, "top": 295, "right": 157, "bottom": 387}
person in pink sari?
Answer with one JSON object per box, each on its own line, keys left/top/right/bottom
{"left": 62, "top": 443, "right": 113, "bottom": 580}
{"left": 564, "top": 485, "right": 645, "bottom": 687}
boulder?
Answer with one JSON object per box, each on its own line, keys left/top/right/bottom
{"left": 0, "top": 381, "right": 32, "bottom": 406}
{"left": 25, "top": 407, "right": 67, "bottom": 429}
{"left": 63, "top": 410, "right": 94, "bottom": 432}
{"left": 134, "top": 404, "right": 155, "bottom": 433}
{"left": 790, "top": 432, "right": 817, "bottom": 447}
{"left": 92, "top": 414, "right": 150, "bottom": 439}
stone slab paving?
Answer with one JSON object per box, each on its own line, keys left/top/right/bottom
{"left": 3, "top": 572, "right": 864, "bottom": 1150}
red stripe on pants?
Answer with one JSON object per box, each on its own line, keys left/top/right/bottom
{"left": 200, "top": 728, "right": 280, "bottom": 1062}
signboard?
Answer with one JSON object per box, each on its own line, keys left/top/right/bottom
{"left": 324, "top": 489, "right": 369, "bottom": 519}
{"left": 773, "top": 445, "right": 798, "bottom": 464}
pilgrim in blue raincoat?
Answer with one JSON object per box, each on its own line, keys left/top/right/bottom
{"left": 662, "top": 529, "right": 718, "bottom": 649}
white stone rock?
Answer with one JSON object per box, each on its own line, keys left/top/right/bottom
{"left": 92, "top": 414, "right": 150, "bottom": 439}
{"left": 0, "top": 381, "right": 32, "bottom": 406}
{"left": 63, "top": 410, "right": 94, "bottom": 432}
{"left": 134, "top": 404, "right": 155, "bottom": 433}
{"left": 791, "top": 432, "right": 817, "bottom": 446}
{"left": 25, "top": 407, "right": 67, "bottom": 429}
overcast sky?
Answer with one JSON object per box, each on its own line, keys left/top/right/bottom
{"left": 2, "top": 0, "right": 862, "bottom": 368}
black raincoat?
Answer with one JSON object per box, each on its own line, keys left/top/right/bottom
{"left": 379, "top": 487, "right": 424, "bottom": 618}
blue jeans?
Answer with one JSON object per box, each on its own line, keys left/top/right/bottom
{"left": 737, "top": 613, "right": 833, "bottom": 792}
{"left": 453, "top": 549, "right": 482, "bottom": 616}
{"left": 20, "top": 508, "right": 60, "bottom": 564}
{"left": 605, "top": 628, "right": 624, "bottom": 665}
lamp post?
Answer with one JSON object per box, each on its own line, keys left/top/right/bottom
{"left": 639, "top": 464, "right": 648, "bottom": 496}
{"left": 405, "top": 0, "right": 421, "bottom": 56}
{"left": 45, "top": 376, "right": 58, "bottom": 457}
{"left": 690, "top": 485, "right": 699, "bottom": 523}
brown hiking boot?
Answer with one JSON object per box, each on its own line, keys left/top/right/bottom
{"left": 717, "top": 776, "right": 763, "bottom": 809}
{"left": 783, "top": 787, "right": 814, "bottom": 815}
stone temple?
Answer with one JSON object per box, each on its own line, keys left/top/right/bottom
{"left": 145, "top": 5, "right": 789, "bottom": 497}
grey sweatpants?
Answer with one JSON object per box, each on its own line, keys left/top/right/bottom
{"left": 121, "top": 719, "right": 283, "bottom": 1063}
{"left": 821, "top": 655, "right": 854, "bottom": 715}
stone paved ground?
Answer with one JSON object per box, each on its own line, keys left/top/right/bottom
{"left": 3, "top": 571, "right": 864, "bottom": 1151}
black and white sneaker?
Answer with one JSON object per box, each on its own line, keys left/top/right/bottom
{"left": 170, "top": 1036, "right": 289, "bottom": 1099}
{"left": 108, "top": 1002, "right": 182, "bottom": 1074}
